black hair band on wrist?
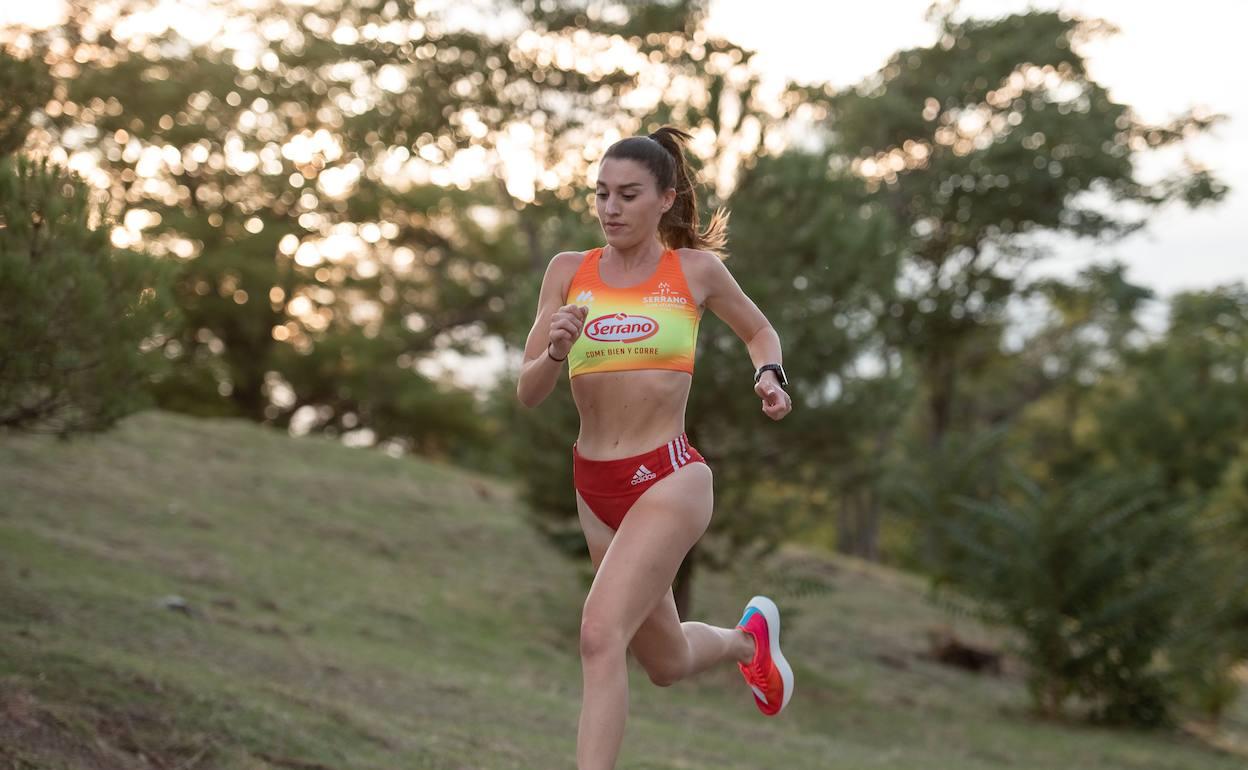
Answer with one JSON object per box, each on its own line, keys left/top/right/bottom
{"left": 547, "top": 344, "right": 567, "bottom": 362}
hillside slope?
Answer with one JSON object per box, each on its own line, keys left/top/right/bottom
{"left": 1, "top": 411, "right": 1244, "bottom": 769}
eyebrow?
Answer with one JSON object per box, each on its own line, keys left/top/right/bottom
{"left": 595, "top": 182, "right": 643, "bottom": 189}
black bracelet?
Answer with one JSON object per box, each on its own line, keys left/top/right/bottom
{"left": 547, "top": 344, "right": 567, "bottom": 362}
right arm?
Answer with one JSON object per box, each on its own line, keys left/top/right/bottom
{"left": 516, "top": 252, "right": 588, "bottom": 408}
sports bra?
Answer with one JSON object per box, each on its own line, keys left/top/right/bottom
{"left": 564, "top": 247, "right": 701, "bottom": 378}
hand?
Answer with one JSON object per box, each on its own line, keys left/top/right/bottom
{"left": 754, "top": 372, "right": 792, "bottom": 421}
{"left": 548, "top": 304, "right": 589, "bottom": 359}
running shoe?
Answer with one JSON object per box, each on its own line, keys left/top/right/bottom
{"left": 736, "top": 595, "right": 794, "bottom": 715}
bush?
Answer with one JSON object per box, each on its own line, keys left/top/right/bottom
{"left": 0, "top": 157, "right": 175, "bottom": 433}
{"left": 938, "top": 471, "right": 1217, "bottom": 726}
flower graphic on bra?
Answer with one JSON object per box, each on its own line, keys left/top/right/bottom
{"left": 576, "top": 290, "right": 594, "bottom": 305}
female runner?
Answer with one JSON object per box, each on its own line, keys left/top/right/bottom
{"left": 516, "top": 126, "right": 794, "bottom": 769}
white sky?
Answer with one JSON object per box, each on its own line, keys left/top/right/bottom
{"left": 2, "top": 0, "right": 1242, "bottom": 303}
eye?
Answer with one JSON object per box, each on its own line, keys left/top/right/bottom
{"left": 622, "top": 195, "right": 635, "bottom": 201}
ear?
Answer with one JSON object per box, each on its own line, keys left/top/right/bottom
{"left": 661, "top": 187, "right": 676, "bottom": 213}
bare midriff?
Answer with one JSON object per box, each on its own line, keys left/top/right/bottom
{"left": 571, "top": 369, "right": 692, "bottom": 460}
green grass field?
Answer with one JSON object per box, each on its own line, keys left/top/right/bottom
{"left": 2, "top": 411, "right": 1245, "bottom": 769}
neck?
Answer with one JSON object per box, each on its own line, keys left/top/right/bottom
{"left": 606, "top": 238, "right": 664, "bottom": 268}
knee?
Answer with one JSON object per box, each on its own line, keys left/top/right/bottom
{"left": 579, "top": 614, "right": 626, "bottom": 662}
{"left": 645, "top": 661, "right": 685, "bottom": 688}
{"left": 643, "top": 640, "right": 690, "bottom": 688}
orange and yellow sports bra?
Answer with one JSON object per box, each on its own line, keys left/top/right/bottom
{"left": 564, "top": 247, "right": 702, "bottom": 378}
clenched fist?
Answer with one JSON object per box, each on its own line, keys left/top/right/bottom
{"left": 549, "top": 304, "right": 589, "bottom": 360}
{"left": 755, "top": 372, "right": 792, "bottom": 421}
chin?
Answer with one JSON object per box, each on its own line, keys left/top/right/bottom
{"left": 602, "top": 230, "right": 640, "bottom": 249}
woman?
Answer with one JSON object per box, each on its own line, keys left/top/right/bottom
{"left": 516, "top": 126, "right": 794, "bottom": 769}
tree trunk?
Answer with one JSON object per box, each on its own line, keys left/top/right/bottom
{"left": 836, "top": 493, "right": 855, "bottom": 556}
{"left": 230, "top": 369, "right": 268, "bottom": 422}
{"left": 856, "top": 487, "right": 880, "bottom": 561}
{"left": 838, "top": 489, "right": 881, "bottom": 561}
{"left": 926, "top": 346, "right": 957, "bottom": 449}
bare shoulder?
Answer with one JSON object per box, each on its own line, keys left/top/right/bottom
{"left": 542, "top": 250, "right": 589, "bottom": 294}
{"left": 677, "top": 246, "right": 733, "bottom": 295}
{"left": 675, "top": 247, "right": 726, "bottom": 267}
{"left": 678, "top": 246, "right": 731, "bottom": 275}
{"left": 548, "top": 249, "right": 589, "bottom": 274}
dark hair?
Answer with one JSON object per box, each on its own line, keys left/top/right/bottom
{"left": 602, "top": 126, "right": 729, "bottom": 257}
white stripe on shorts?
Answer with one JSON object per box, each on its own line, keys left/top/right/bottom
{"left": 668, "top": 440, "right": 681, "bottom": 469}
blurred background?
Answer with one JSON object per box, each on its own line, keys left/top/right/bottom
{"left": 3, "top": 0, "right": 1247, "bottom": 766}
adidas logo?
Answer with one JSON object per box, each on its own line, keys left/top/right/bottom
{"left": 576, "top": 290, "right": 594, "bottom": 305}
{"left": 630, "top": 464, "right": 658, "bottom": 486}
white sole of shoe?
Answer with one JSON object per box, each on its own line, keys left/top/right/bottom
{"left": 748, "top": 595, "right": 794, "bottom": 712}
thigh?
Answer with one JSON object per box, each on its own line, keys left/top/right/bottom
{"left": 575, "top": 463, "right": 714, "bottom": 651}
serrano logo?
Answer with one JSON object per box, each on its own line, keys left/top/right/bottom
{"left": 584, "top": 313, "right": 659, "bottom": 343}
{"left": 643, "top": 281, "right": 687, "bottom": 305}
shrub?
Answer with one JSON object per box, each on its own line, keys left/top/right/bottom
{"left": 0, "top": 157, "right": 174, "bottom": 433}
{"left": 938, "top": 471, "right": 1216, "bottom": 726}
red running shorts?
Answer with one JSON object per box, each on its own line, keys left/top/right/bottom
{"left": 572, "top": 433, "right": 707, "bottom": 531}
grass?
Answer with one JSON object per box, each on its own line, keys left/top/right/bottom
{"left": 1, "top": 410, "right": 1245, "bottom": 769}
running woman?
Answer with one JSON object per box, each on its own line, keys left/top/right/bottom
{"left": 516, "top": 126, "right": 794, "bottom": 769}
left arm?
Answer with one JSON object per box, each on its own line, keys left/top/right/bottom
{"left": 693, "top": 251, "right": 792, "bottom": 421}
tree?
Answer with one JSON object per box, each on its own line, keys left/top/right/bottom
{"left": 0, "top": 48, "right": 174, "bottom": 434}
{"left": 20, "top": 0, "right": 775, "bottom": 460}
{"left": 818, "top": 6, "right": 1226, "bottom": 452}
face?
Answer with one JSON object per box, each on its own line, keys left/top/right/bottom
{"left": 594, "top": 157, "right": 675, "bottom": 249}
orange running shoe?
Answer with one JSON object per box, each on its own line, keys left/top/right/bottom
{"left": 736, "top": 595, "right": 794, "bottom": 715}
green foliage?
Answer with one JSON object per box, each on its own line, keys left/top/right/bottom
{"left": 0, "top": 154, "right": 175, "bottom": 433}
{"left": 1086, "top": 286, "right": 1248, "bottom": 495}
{"left": 938, "top": 470, "right": 1223, "bottom": 726}
{"left": 22, "top": 0, "right": 773, "bottom": 458}
{"left": 813, "top": 9, "right": 1226, "bottom": 448}
{"left": 0, "top": 47, "right": 51, "bottom": 156}
{"left": 886, "top": 427, "right": 1008, "bottom": 570}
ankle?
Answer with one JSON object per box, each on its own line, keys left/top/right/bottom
{"left": 736, "top": 628, "right": 756, "bottom": 664}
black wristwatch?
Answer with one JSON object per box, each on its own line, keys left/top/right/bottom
{"left": 754, "top": 363, "right": 787, "bottom": 388}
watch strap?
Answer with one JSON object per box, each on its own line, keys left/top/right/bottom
{"left": 754, "top": 363, "right": 787, "bottom": 388}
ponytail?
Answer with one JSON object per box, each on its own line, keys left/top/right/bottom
{"left": 602, "top": 126, "right": 729, "bottom": 258}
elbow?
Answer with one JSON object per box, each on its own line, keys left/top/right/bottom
{"left": 515, "top": 381, "right": 543, "bottom": 409}
{"left": 747, "top": 323, "right": 778, "bottom": 346}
